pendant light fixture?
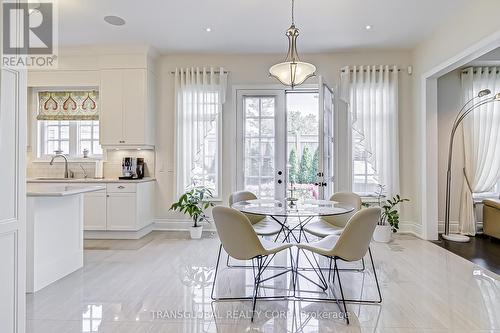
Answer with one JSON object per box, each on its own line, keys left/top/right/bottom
{"left": 269, "top": 0, "right": 316, "bottom": 88}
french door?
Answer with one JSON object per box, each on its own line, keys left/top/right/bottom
{"left": 236, "top": 90, "right": 287, "bottom": 199}
{"left": 318, "top": 77, "right": 335, "bottom": 199}
{"left": 236, "top": 80, "right": 335, "bottom": 200}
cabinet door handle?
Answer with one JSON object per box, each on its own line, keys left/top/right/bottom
{"left": 117, "top": 185, "right": 125, "bottom": 189}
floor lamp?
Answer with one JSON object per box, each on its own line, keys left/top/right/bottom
{"left": 443, "top": 90, "right": 500, "bottom": 242}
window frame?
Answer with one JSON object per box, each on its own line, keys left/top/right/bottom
{"left": 37, "top": 120, "right": 103, "bottom": 160}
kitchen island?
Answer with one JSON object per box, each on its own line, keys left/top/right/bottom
{"left": 26, "top": 184, "right": 105, "bottom": 293}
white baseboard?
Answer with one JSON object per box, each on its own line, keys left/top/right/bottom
{"left": 84, "top": 223, "right": 154, "bottom": 240}
{"left": 437, "top": 220, "right": 459, "bottom": 234}
{"left": 398, "top": 221, "right": 423, "bottom": 239}
{"left": 153, "top": 218, "right": 216, "bottom": 232}
{"left": 155, "top": 218, "right": 424, "bottom": 239}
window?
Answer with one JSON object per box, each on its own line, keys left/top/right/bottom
{"left": 174, "top": 68, "right": 227, "bottom": 199}
{"left": 189, "top": 103, "right": 220, "bottom": 197}
{"left": 36, "top": 90, "right": 102, "bottom": 159}
{"left": 353, "top": 131, "right": 380, "bottom": 196}
{"left": 38, "top": 120, "right": 102, "bottom": 158}
{"left": 341, "top": 65, "right": 399, "bottom": 197}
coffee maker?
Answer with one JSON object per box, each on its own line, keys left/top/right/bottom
{"left": 120, "top": 157, "right": 145, "bottom": 179}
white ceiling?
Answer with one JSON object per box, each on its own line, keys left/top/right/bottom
{"left": 57, "top": 0, "right": 469, "bottom": 53}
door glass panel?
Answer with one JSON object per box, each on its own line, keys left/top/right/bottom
{"left": 243, "top": 96, "right": 277, "bottom": 199}
{"left": 286, "top": 92, "right": 320, "bottom": 200}
{"left": 322, "top": 84, "right": 334, "bottom": 199}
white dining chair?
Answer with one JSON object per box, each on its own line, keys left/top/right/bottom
{"left": 296, "top": 207, "right": 382, "bottom": 324}
{"left": 303, "top": 192, "right": 362, "bottom": 238}
{"left": 211, "top": 206, "right": 294, "bottom": 322}
{"left": 302, "top": 192, "right": 364, "bottom": 274}
{"left": 229, "top": 191, "right": 283, "bottom": 237}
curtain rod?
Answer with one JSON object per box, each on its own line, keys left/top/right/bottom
{"left": 170, "top": 70, "right": 229, "bottom": 74}
{"left": 341, "top": 69, "right": 401, "bottom": 73}
{"left": 461, "top": 69, "right": 500, "bottom": 74}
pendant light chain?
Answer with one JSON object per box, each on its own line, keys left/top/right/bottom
{"left": 291, "top": 0, "right": 295, "bottom": 25}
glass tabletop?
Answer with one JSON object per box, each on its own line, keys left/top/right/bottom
{"left": 231, "top": 199, "right": 355, "bottom": 217}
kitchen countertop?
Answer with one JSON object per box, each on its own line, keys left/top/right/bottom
{"left": 27, "top": 183, "right": 106, "bottom": 197}
{"left": 27, "top": 177, "right": 156, "bottom": 184}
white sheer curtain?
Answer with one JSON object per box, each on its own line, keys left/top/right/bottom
{"left": 175, "top": 67, "right": 227, "bottom": 196}
{"left": 459, "top": 67, "right": 500, "bottom": 235}
{"left": 340, "top": 65, "right": 400, "bottom": 197}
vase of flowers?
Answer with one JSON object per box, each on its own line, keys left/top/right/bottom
{"left": 170, "top": 186, "right": 215, "bottom": 239}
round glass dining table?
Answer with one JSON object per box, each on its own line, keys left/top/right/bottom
{"left": 231, "top": 199, "right": 354, "bottom": 243}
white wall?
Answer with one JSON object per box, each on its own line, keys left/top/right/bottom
{"left": 411, "top": 0, "right": 500, "bottom": 239}
{"left": 437, "top": 69, "right": 463, "bottom": 227}
{"left": 155, "top": 51, "right": 416, "bottom": 226}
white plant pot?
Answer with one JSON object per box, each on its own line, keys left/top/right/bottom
{"left": 373, "top": 225, "right": 392, "bottom": 243}
{"left": 189, "top": 225, "right": 203, "bottom": 239}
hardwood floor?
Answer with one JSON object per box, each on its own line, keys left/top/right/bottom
{"left": 433, "top": 234, "right": 500, "bottom": 275}
{"left": 26, "top": 232, "right": 500, "bottom": 332}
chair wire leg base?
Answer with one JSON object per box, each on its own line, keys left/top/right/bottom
{"left": 294, "top": 248, "right": 382, "bottom": 305}
{"left": 211, "top": 243, "right": 293, "bottom": 321}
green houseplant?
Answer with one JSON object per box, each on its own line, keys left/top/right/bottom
{"left": 367, "top": 184, "right": 409, "bottom": 242}
{"left": 381, "top": 194, "right": 410, "bottom": 233}
{"left": 170, "top": 186, "right": 215, "bottom": 239}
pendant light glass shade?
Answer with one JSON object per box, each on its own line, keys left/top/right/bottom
{"left": 269, "top": 1, "right": 316, "bottom": 88}
{"left": 269, "top": 60, "right": 316, "bottom": 88}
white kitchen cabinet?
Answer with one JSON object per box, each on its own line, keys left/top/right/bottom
{"left": 99, "top": 69, "right": 155, "bottom": 147}
{"left": 83, "top": 190, "right": 107, "bottom": 230}
{"left": 99, "top": 70, "right": 123, "bottom": 145}
{"left": 44, "top": 181, "right": 155, "bottom": 234}
{"left": 106, "top": 192, "right": 137, "bottom": 230}
{"left": 105, "top": 181, "right": 155, "bottom": 231}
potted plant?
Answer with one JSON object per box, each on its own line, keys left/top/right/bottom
{"left": 368, "top": 185, "right": 410, "bottom": 243}
{"left": 170, "top": 186, "right": 215, "bottom": 239}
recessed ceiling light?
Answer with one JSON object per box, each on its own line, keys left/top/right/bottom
{"left": 205, "top": 27, "right": 212, "bottom": 32}
{"left": 104, "top": 15, "right": 126, "bottom": 26}
{"left": 365, "top": 25, "right": 372, "bottom": 30}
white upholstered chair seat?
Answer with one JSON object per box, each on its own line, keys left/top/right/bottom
{"left": 297, "top": 234, "right": 340, "bottom": 256}
{"left": 303, "top": 192, "right": 362, "bottom": 238}
{"left": 252, "top": 217, "right": 283, "bottom": 236}
{"left": 260, "top": 238, "right": 294, "bottom": 254}
{"left": 229, "top": 191, "right": 282, "bottom": 237}
{"left": 302, "top": 219, "right": 344, "bottom": 238}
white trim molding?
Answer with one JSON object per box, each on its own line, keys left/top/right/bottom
{"left": 437, "top": 220, "right": 460, "bottom": 234}
{"left": 398, "top": 221, "right": 423, "bottom": 239}
{"left": 84, "top": 223, "right": 154, "bottom": 240}
{"left": 153, "top": 218, "right": 216, "bottom": 232}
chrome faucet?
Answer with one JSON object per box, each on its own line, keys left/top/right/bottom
{"left": 50, "top": 154, "right": 70, "bottom": 178}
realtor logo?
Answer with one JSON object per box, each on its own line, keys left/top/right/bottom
{"left": 2, "top": 1, "right": 58, "bottom": 68}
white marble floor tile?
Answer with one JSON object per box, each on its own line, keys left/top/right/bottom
{"left": 26, "top": 233, "right": 500, "bottom": 333}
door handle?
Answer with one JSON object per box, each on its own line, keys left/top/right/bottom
{"left": 117, "top": 185, "right": 125, "bottom": 189}
{"left": 277, "top": 179, "right": 282, "bottom": 184}
{"left": 277, "top": 171, "right": 283, "bottom": 176}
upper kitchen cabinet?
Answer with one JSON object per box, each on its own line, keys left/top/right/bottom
{"left": 99, "top": 68, "right": 156, "bottom": 148}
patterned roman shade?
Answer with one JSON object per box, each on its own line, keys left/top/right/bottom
{"left": 37, "top": 90, "right": 99, "bottom": 121}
